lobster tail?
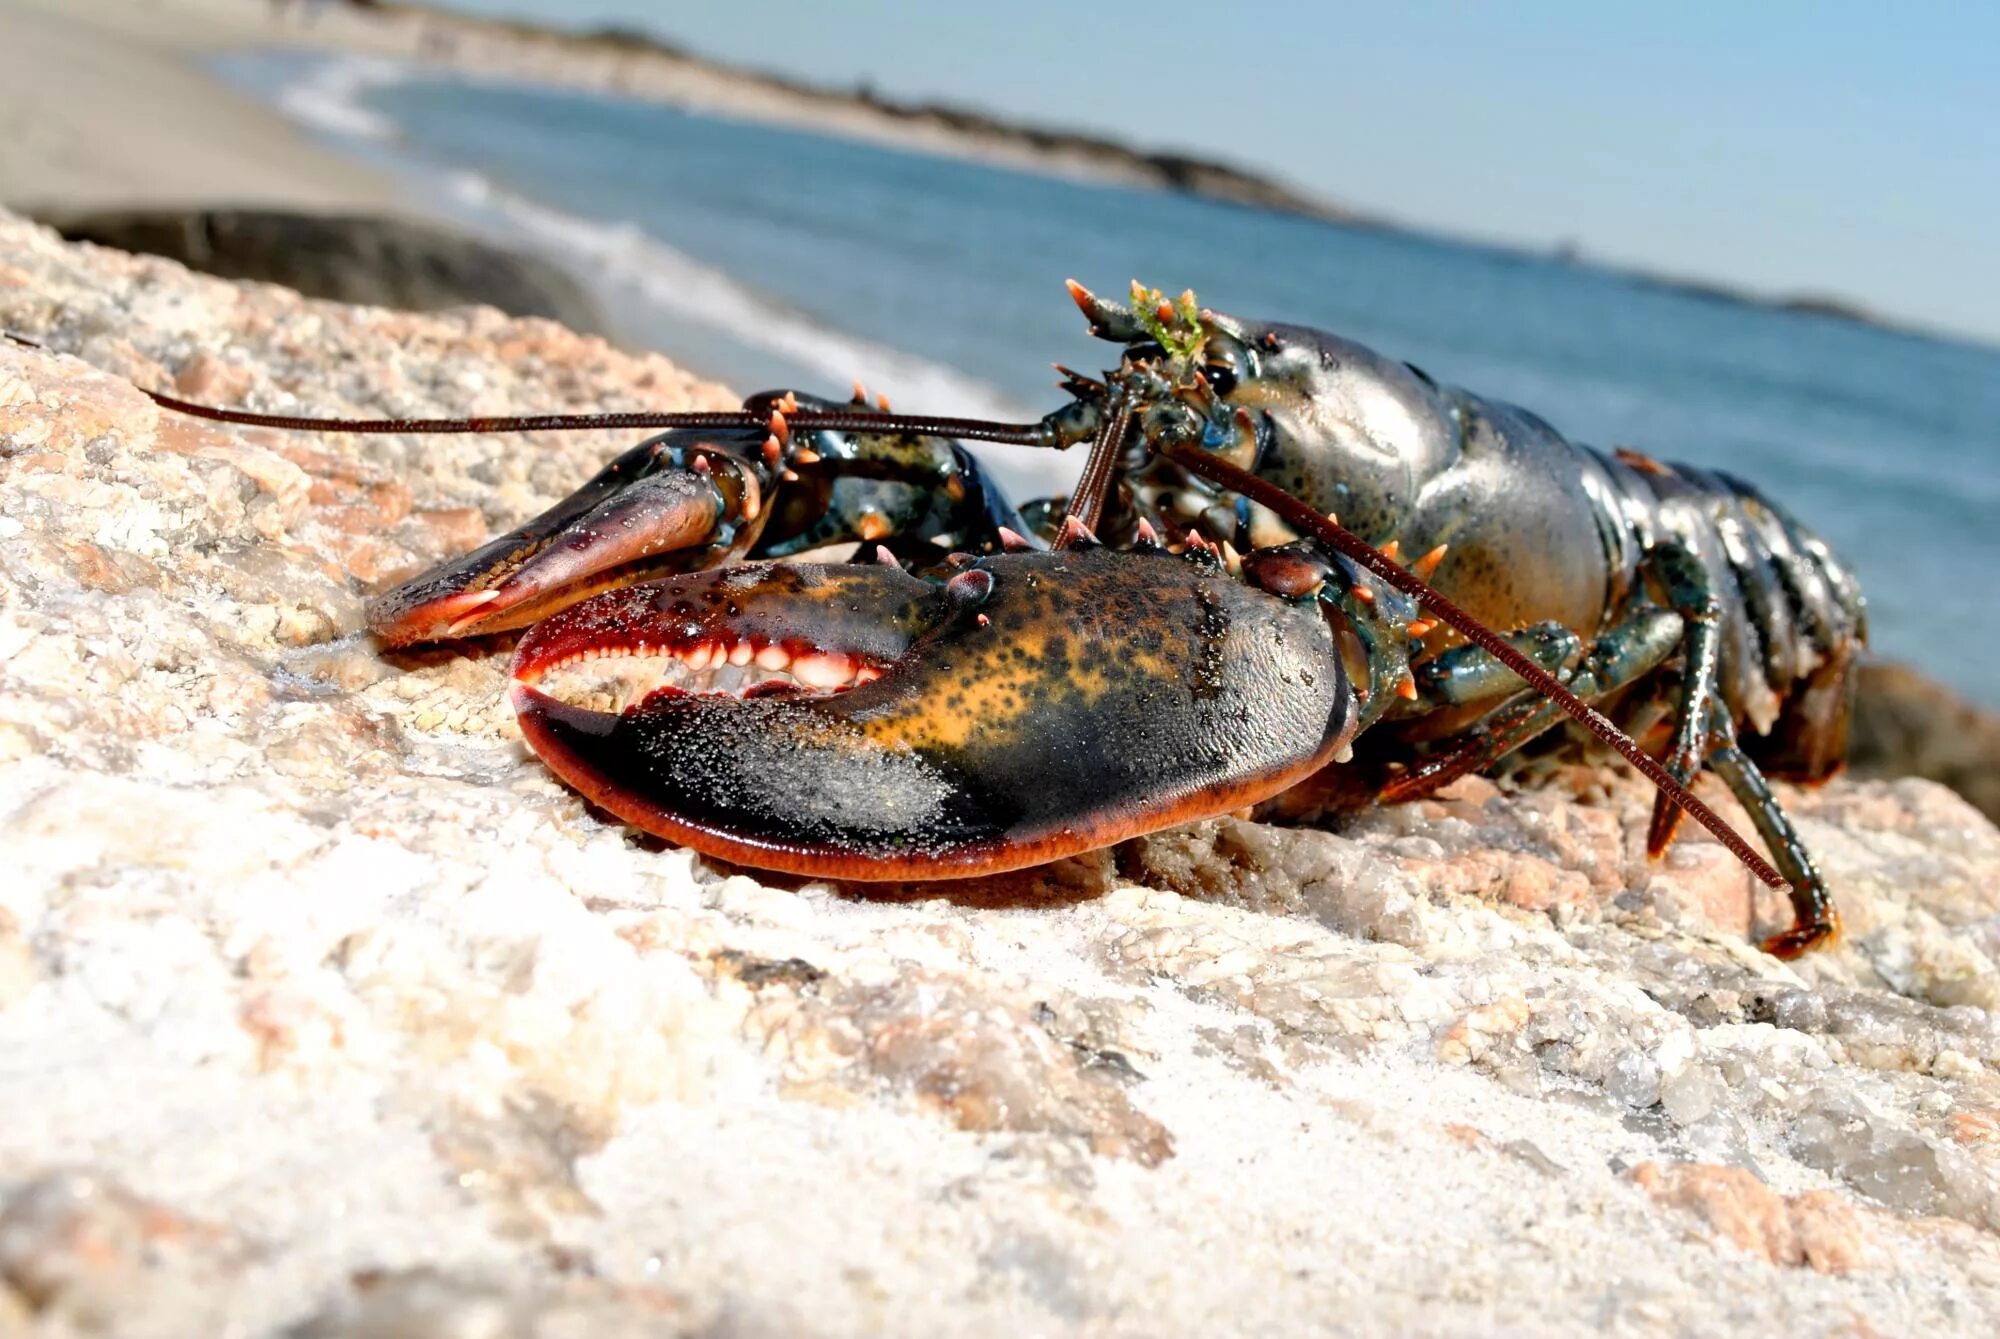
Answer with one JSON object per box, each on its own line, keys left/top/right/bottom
{"left": 1748, "top": 643, "right": 1860, "bottom": 784}
{"left": 1696, "top": 469, "right": 1867, "bottom": 780}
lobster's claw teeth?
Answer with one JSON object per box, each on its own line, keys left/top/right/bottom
{"left": 510, "top": 550, "right": 1360, "bottom": 880}
{"left": 367, "top": 430, "right": 767, "bottom": 646}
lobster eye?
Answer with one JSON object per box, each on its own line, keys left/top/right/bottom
{"left": 1199, "top": 328, "right": 1251, "bottom": 398}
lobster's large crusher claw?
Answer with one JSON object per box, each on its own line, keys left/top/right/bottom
{"left": 509, "top": 548, "right": 1359, "bottom": 879}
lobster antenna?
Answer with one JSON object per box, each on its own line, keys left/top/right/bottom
{"left": 1162, "top": 440, "right": 1791, "bottom": 896}
{"left": 2, "top": 330, "right": 1053, "bottom": 447}
{"left": 137, "top": 387, "right": 1055, "bottom": 447}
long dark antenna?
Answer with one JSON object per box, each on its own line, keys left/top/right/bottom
{"left": 3, "top": 331, "right": 1052, "bottom": 447}
{"left": 1162, "top": 440, "right": 1790, "bottom": 896}
{"left": 142, "top": 386, "right": 1054, "bottom": 447}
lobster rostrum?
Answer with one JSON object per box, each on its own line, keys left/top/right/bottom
{"left": 10, "top": 281, "right": 1860, "bottom": 957}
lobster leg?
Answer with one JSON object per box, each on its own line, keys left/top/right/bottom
{"left": 1254, "top": 621, "right": 1576, "bottom": 820}
{"left": 1645, "top": 541, "right": 1726, "bottom": 855}
{"left": 1704, "top": 706, "right": 1839, "bottom": 956}
{"left": 1378, "top": 608, "right": 1684, "bottom": 804}
{"left": 1412, "top": 622, "right": 1583, "bottom": 707}
{"left": 1386, "top": 611, "right": 1839, "bottom": 958}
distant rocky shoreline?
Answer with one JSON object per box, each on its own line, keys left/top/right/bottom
{"left": 370, "top": 2, "right": 1365, "bottom": 226}
{"left": 340, "top": 2, "right": 1948, "bottom": 343}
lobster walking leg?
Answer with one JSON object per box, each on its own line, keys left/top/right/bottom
{"left": 1413, "top": 622, "right": 1583, "bottom": 708}
{"left": 1386, "top": 609, "right": 1841, "bottom": 955}
{"left": 1705, "top": 710, "right": 1839, "bottom": 955}
{"left": 1646, "top": 541, "right": 1727, "bottom": 855}
{"left": 1379, "top": 608, "right": 1685, "bottom": 804}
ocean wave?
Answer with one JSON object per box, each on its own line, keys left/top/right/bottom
{"left": 274, "top": 54, "right": 409, "bottom": 142}
{"left": 454, "top": 175, "right": 1033, "bottom": 424}
{"left": 254, "top": 52, "right": 1062, "bottom": 494}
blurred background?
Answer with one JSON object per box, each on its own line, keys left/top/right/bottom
{"left": 1, "top": 0, "right": 1994, "bottom": 805}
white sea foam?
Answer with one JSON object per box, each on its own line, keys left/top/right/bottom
{"left": 260, "top": 52, "right": 1067, "bottom": 497}
{"left": 459, "top": 177, "right": 1029, "bottom": 420}
{"left": 273, "top": 54, "right": 408, "bottom": 142}
{"left": 462, "top": 178, "right": 1072, "bottom": 498}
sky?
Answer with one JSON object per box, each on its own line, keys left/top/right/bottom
{"left": 432, "top": 1, "right": 1998, "bottom": 343}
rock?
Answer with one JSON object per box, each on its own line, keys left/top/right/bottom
{"left": 1629, "top": 1162, "right": 1875, "bottom": 1274}
{"left": 285, "top": 1267, "right": 690, "bottom": 1339}
{"left": 38, "top": 208, "right": 607, "bottom": 337}
{"left": 3, "top": 207, "right": 2000, "bottom": 1335}
{"left": 1850, "top": 659, "right": 2000, "bottom": 822}
{"left": 0, "top": 1171, "right": 248, "bottom": 1333}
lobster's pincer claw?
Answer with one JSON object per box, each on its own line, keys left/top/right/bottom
{"left": 368, "top": 428, "right": 769, "bottom": 646}
{"left": 510, "top": 549, "right": 1360, "bottom": 879}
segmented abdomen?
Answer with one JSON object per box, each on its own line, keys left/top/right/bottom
{"left": 1583, "top": 445, "right": 1866, "bottom": 779}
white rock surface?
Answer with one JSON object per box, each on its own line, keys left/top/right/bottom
{"left": 3, "top": 211, "right": 2000, "bottom": 1336}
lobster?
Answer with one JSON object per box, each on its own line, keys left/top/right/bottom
{"left": 8, "top": 280, "right": 1863, "bottom": 957}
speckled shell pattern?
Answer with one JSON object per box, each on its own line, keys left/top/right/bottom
{"left": 510, "top": 549, "right": 1358, "bottom": 878}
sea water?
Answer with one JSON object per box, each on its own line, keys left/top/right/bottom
{"left": 219, "top": 52, "right": 2000, "bottom": 707}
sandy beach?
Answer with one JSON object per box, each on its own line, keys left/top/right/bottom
{"left": 0, "top": 0, "right": 412, "bottom": 214}
{"left": 0, "top": 0, "right": 1238, "bottom": 223}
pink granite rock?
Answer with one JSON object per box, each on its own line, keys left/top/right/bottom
{"left": 3, "top": 210, "right": 2000, "bottom": 1336}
